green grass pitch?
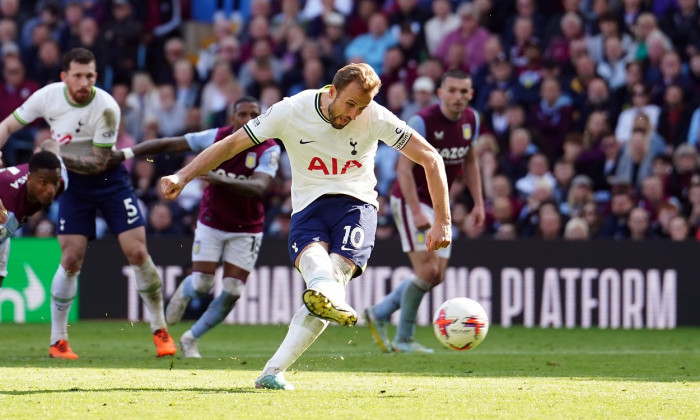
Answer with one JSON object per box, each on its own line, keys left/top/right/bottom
{"left": 0, "top": 321, "right": 698, "bottom": 419}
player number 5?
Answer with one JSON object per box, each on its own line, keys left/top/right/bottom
{"left": 123, "top": 198, "right": 139, "bottom": 218}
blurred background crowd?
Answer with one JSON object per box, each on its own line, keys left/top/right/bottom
{"left": 3, "top": 0, "right": 700, "bottom": 242}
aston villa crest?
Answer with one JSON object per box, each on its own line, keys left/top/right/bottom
{"left": 462, "top": 123, "right": 472, "bottom": 140}
{"left": 245, "top": 152, "right": 257, "bottom": 168}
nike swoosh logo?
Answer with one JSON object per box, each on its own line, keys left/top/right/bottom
{"left": 127, "top": 216, "right": 140, "bottom": 225}
{"left": 299, "top": 139, "right": 315, "bottom": 144}
{"left": 340, "top": 245, "right": 355, "bottom": 251}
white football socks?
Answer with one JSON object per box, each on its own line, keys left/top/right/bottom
{"left": 299, "top": 245, "right": 346, "bottom": 302}
{"left": 133, "top": 257, "right": 166, "bottom": 331}
{"left": 50, "top": 265, "right": 78, "bottom": 344}
{"left": 259, "top": 305, "right": 329, "bottom": 377}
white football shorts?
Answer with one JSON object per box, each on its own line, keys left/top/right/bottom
{"left": 390, "top": 195, "right": 451, "bottom": 259}
{"left": 191, "top": 222, "right": 263, "bottom": 272}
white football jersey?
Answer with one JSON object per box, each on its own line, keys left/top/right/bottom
{"left": 13, "top": 82, "right": 120, "bottom": 157}
{"left": 243, "top": 86, "right": 412, "bottom": 213}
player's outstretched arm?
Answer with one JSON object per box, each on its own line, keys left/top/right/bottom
{"left": 0, "top": 114, "right": 23, "bottom": 148}
{"left": 399, "top": 133, "right": 451, "bottom": 251}
{"left": 109, "top": 136, "right": 190, "bottom": 168}
{"left": 61, "top": 145, "right": 110, "bottom": 175}
{"left": 202, "top": 172, "right": 273, "bottom": 198}
{"left": 120, "top": 136, "right": 190, "bottom": 161}
{"left": 161, "top": 128, "right": 254, "bottom": 200}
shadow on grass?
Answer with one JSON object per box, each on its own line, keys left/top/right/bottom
{"left": 0, "top": 387, "right": 257, "bottom": 395}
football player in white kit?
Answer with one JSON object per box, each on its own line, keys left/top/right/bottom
{"left": 0, "top": 48, "right": 176, "bottom": 359}
{"left": 161, "top": 63, "right": 452, "bottom": 390}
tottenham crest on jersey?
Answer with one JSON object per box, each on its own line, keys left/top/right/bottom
{"left": 462, "top": 123, "right": 472, "bottom": 140}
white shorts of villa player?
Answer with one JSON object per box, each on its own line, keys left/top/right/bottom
{"left": 390, "top": 195, "right": 451, "bottom": 259}
{"left": 191, "top": 222, "right": 263, "bottom": 272}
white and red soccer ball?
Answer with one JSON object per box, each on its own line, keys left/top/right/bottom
{"left": 433, "top": 297, "right": 489, "bottom": 351}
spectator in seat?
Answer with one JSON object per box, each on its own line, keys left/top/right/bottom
{"left": 27, "top": 39, "right": 62, "bottom": 87}
{"left": 615, "top": 129, "right": 656, "bottom": 192}
{"left": 434, "top": 3, "right": 490, "bottom": 74}
{"left": 318, "top": 12, "right": 349, "bottom": 77}
{"left": 657, "top": 84, "right": 694, "bottom": 151}
{"left": 615, "top": 83, "right": 660, "bottom": 144}
{"left": 499, "top": 127, "right": 534, "bottom": 187}
{"left": 515, "top": 153, "right": 557, "bottom": 198}
{"left": 0, "top": 55, "right": 37, "bottom": 165}
{"left": 535, "top": 200, "right": 564, "bottom": 239}
{"left": 599, "top": 187, "right": 635, "bottom": 239}
{"left": 576, "top": 77, "right": 619, "bottom": 131}
{"left": 668, "top": 215, "right": 690, "bottom": 241}
{"left": 103, "top": 0, "right": 142, "bottom": 83}
{"left": 563, "top": 217, "right": 590, "bottom": 240}
{"left": 586, "top": 12, "right": 634, "bottom": 65}
{"left": 581, "top": 201, "right": 603, "bottom": 238}
{"left": 528, "top": 77, "right": 574, "bottom": 162}
{"left": 400, "top": 76, "right": 438, "bottom": 121}
{"left": 625, "top": 207, "right": 655, "bottom": 240}
{"left": 667, "top": 144, "right": 700, "bottom": 204}
{"left": 344, "top": 12, "right": 396, "bottom": 76}
{"left": 423, "top": 0, "right": 459, "bottom": 57}
{"left": 597, "top": 35, "right": 628, "bottom": 91}
{"left": 649, "top": 51, "right": 693, "bottom": 106}
{"left": 151, "top": 84, "right": 187, "bottom": 138}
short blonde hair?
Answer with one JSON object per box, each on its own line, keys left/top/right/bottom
{"left": 332, "top": 63, "right": 382, "bottom": 97}
{"left": 564, "top": 217, "right": 590, "bottom": 240}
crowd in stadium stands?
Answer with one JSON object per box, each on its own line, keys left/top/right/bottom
{"left": 3, "top": 0, "right": 700, "bottom": 242}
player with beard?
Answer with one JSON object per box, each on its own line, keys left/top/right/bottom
{"left": 366, "top": 69, "right": 485, "bottom": 353}
{"left": 110, "top": 96, "right": 280, "bottom": 357}
{"left": 161, "top": 63, "right": 452, "bottom": 390}
{"left": 0, "top": 48, "right": 176, "bottom": 359}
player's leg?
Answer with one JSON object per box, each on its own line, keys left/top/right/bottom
{"left": 391, "top": 252, "right": 447, "bottom": 354}
{"left": 256, "top": 252, "right": 354, "bottom": 389}
{"left": 188, "top": 266, "right": 249, "bottom": 341}
{"left": 370, "top": 197, "right": 447, "bottom": 353}
{"left": 117, "top": 226, "right": 176, "bottom": 356}
{"left": 48, "top": 234, "right": 86, "bottom": 359}
{"left": 366, "top": 195, "right": 414, "bottom": 351}
{"left": 298, "top": 241, "right": 359, "bottom": 326}
{"left": 49, "top": 188, "right": 93, "bottom": 359}
{"left": 166, "top": 223, "right": 222, "bottom": 324}
{"left": 255, "top": 305, "right": 329, "bottom": 390}
{"left": 182, "top": 232, "right": 261, "bottom": 357}
{"left": 99, "top": 172, "right": 175, "bottom": 356}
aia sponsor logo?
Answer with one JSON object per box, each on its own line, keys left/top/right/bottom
{"left": 307, "top": 157, "right": 362, "bottom": 175}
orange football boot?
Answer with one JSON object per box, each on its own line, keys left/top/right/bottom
{"left": 49, "top": 340, "right": 79, "bottom": 359}
{"left": 153, "top": 328, "right": 177, "bottom": 357}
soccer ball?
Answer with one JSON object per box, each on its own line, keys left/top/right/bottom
{"left": 433, "top": 297, "right": 489, "bottom": 351}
